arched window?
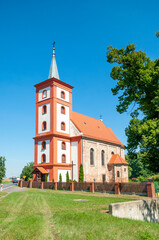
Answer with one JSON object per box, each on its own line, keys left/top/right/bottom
{"left": 42, "top": 105, "right": 47, "bottom": 114}
{"left": 101, "top": 150, "right": 105, "bottom": 166}
{"left": 41, "top": 154, "right": 46, "bottom": 163}
{"left": 117, "top": 171, "right": 120, "bottom": 177}
{"left": 90, "top": 148, "right": 94, "bottom": 165}
{"left": 42, "top": 90, "right": 47, "bottom": 99}
{"left": 42, "top": 121, "right": 47, "bottom": 131}
{"left": 61, "top": 106, "right": 65, "bottom": 114}
{"left": 42, "top": 141, "right": 46, "bottom": 150}
{"left": 61, "top": 141, "right": 66, "bottom": 150}
{"left": 61, "top": 91, "right": 65, "bottom": 99}
{"left": 62, "top": 154, "right": 66, "bottom": 163}
{"left": 61, "top": 122, "right": 65, "bottom": 131}
{"left": 111, "top": 151, "right": 114, "bottom": 155}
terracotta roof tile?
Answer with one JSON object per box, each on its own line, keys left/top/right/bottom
{"left": 32, "top": 167, "right": 49, "bottom": 174}
{"left": 108, "top": 154, "right": 128, "bottom": 165}
{"left": 71, "top": 111, "right": 124, "bottom": 147}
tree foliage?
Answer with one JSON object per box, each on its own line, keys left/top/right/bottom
{"left": 126, "top": 154, "right": 153, "bottom": 179}
{"left": 79, "top": 164, "right": 84, "bottom": 182}
{"left": 107, "top": 44, "right": 159, "bottom": 172}
{"left": 0, "top": 156, "right": 6, "bottom": 183}
{"left": 156, "top": 31, "right": 159, "bottom": 38}
{"left": 20, "top": 162, "right": 34, "bottom": 181}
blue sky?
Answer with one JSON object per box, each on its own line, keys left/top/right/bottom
{"left": 0, "top": 0, "right": 159, "bottom": 177}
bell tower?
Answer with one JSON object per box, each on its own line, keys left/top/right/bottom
{"left": 33, "top": 44, "right": 74, "bottom": 182}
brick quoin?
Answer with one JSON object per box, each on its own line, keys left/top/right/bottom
{"left": 147, "top": 182, "right": 155, "bottom": 198}
{"left": 115, "top": 182, "right": 120, "bottom": 194}
{"left": 90, "top": 182, "right": 95, "bottom": 193}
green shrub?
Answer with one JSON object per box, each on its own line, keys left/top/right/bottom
{"left": 79, "top": 164, "right": 84, "bottom": 182}
{"left": 52, "top": 178, "right": 54, "bottom": 182}
{"left": 152, "top": 175, "right": 159, "bottom": 182}
{"left": 59, "top": 173, "right": 62, "bottom": 182}
{"left": 66, "top": 171, "right": 70, "bottom": 182}
{"left": 45, "top": 175, "right": 47, "bottom": 182}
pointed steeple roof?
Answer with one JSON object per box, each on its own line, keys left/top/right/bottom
{"left": 48, "top": 42, "right": 59, "bottom": 79}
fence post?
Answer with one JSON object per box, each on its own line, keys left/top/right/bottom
{"left": 29, "top": 179, "right": 33, "bottom": 188}
{"left": 41, "top": 182, "right": 44, "bottom": 189}
{"left": 115, "top": 182, "right": 120, "bottom": 194}
{"left": 147, "top": 182, "right": 155, "bottom": 198}
{"left": 90, "top": 182, "right": 95, "bottom": 193}
{"left": 70, "top": 182, "right": 74, "bottom": 191}
{"left": 20, "top": 179, "right": 24, "bottom": 188}
{"left": 54, "top": 182, "right": 57, "bottom": 190}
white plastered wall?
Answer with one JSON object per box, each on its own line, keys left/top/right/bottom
{"left": 70, "top": 121, "right": 81, "bottom": 137}
{"left": 56, "top": 103, "right": 69, "bottom": 134}
{"left": 57, "top": 140, "right": 70, "bottom": 164}
{"left": 71, "top": 141, "right": 78, "bottom": 181}
{"left": 37, "top": 140, "right": 50, "bottom": 164}
{"left": 38, "top": 103, "right": 50, "bottom": 134}
{"left": 56, "top": 86, "right": 69, "bottom": 102}
{"left": 58, "top": 169, "right": 71, "bottom": 182}
{"left": 39, "top": 87, "right": 50, "bottom": 102}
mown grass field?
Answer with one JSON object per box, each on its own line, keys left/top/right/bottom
{"left": 0, "top": 190, "right": 158, "bottom": 240}
{"left": 0, "top": 192, "right": 7, "bottom": 197}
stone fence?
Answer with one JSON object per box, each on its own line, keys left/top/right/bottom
{"left": 18, "top": 179, "right": 156, "bottom": 197}
{"left": 109, "top": 198, "right": 159, "bottom": 222}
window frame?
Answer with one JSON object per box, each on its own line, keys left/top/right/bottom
{"left": 61, "top": 91, "right": 65, "bottom": 99}
{"left": 61, "top": 122, "right": 65, "bottom": 131}
{"left": 61, "top": 141, "right": 66, "bottom": 150}
{"left": 117, "top": 171, "right": 120, "bottom": 177}
{"left": 90, "top": 148, "right": 94, "bottom": 165}
{"left": 42, "top": 90, "right": 47, "bottom": 99}
{"left": 101, "top": 150, "right": 105, "bottom": 166}
{"left": 61, "top": 106, "right": 65, "bottom": 114}
{"left": 42, "top": 105, "right": 47, "bottom": 115}
{"left": 62, "top": 154, "right": 66, "bottom": 163}
{"left": 41, "top": 154, "right": 46, "bottom": 163}
{"left": 42, "top": 121, "right": 47, "bottom": 131}
{"left": 41, "top": 141, "right": 46, "bottom": 150}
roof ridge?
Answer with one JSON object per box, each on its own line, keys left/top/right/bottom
{"left": 72, "top": 111, "right": 104, "bottom": 124}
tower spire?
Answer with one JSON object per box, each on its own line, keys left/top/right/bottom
{"left": 48, "top": 42, "right": 59, "bottom": 79}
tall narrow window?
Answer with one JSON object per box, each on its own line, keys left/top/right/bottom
{"left": 42, "top": 105, "right": 47, "bottom": 114}
{"left": 61, "top": 91, "right": 65, "bottom": 99}
{"left": 90, "top": 148, "right": 94, "bottom": 165}
{"left": 41, "top": 154, "right": 46, "bottom": 163}
{"left": 61, "top": 122, "right": 65, "bottom": 131}
{"left": 42, "top": 141, "right": 46, "bottom": 150}
{"left": 62, "top": 154, "right": 66, "bottom": 163}
{"left": 61, "top": 106, "right": 65, "bottom": 114}
{"left": 61, "top": 141, "right": 66, "bottom": 150}
{"left": 102, "top": 174, "right": 106, "bottom": 183}
{"left": 117, "top": 171, "right": 120, "bottom": 177}
{"left": 42, "top": 121, "right": 47, "bottom": 131}
{"left": 42, "top": 90, "right": 47, "bottom": 99}
{"left": 101, "top": 150, "right": 105, "bottom": 166}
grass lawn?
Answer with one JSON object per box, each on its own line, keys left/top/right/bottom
{"left": 0, "top": 190, "right": 158, "bottom": 240}
{"left": 0, "top": 192, "right": 7, "bottom": 197}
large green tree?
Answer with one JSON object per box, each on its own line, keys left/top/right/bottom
{"left": 0, "top": 156, "right": 6, "bottom": 183}
{"left": 20, "top": 162, "right": 34, "bottom": 181}
{"left": 107, "top": 44, "right": 159, "bottom": 172}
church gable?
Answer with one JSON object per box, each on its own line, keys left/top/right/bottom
{"left": 70, "top": 120, "right": 82, "bottom": 137}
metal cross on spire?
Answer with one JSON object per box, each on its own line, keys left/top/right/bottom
{"left": 48, "top": 42, "right": 59, "bottom": 79}
{"left": 53, "top": 41, "right": 56, "bottom": 48}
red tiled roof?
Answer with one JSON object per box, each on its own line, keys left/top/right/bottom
{"left": 71, "top": 111, "right": 124, "bottom": 147}
{"left": 108, "top": 154, "right": 128, "bottom": 165}
{"left": 32, "top": 167, "right": 49, "bottom": 174}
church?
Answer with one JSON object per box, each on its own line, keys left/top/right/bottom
{"left": 32, "top": 45, "right": 128, "bottom": 183}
